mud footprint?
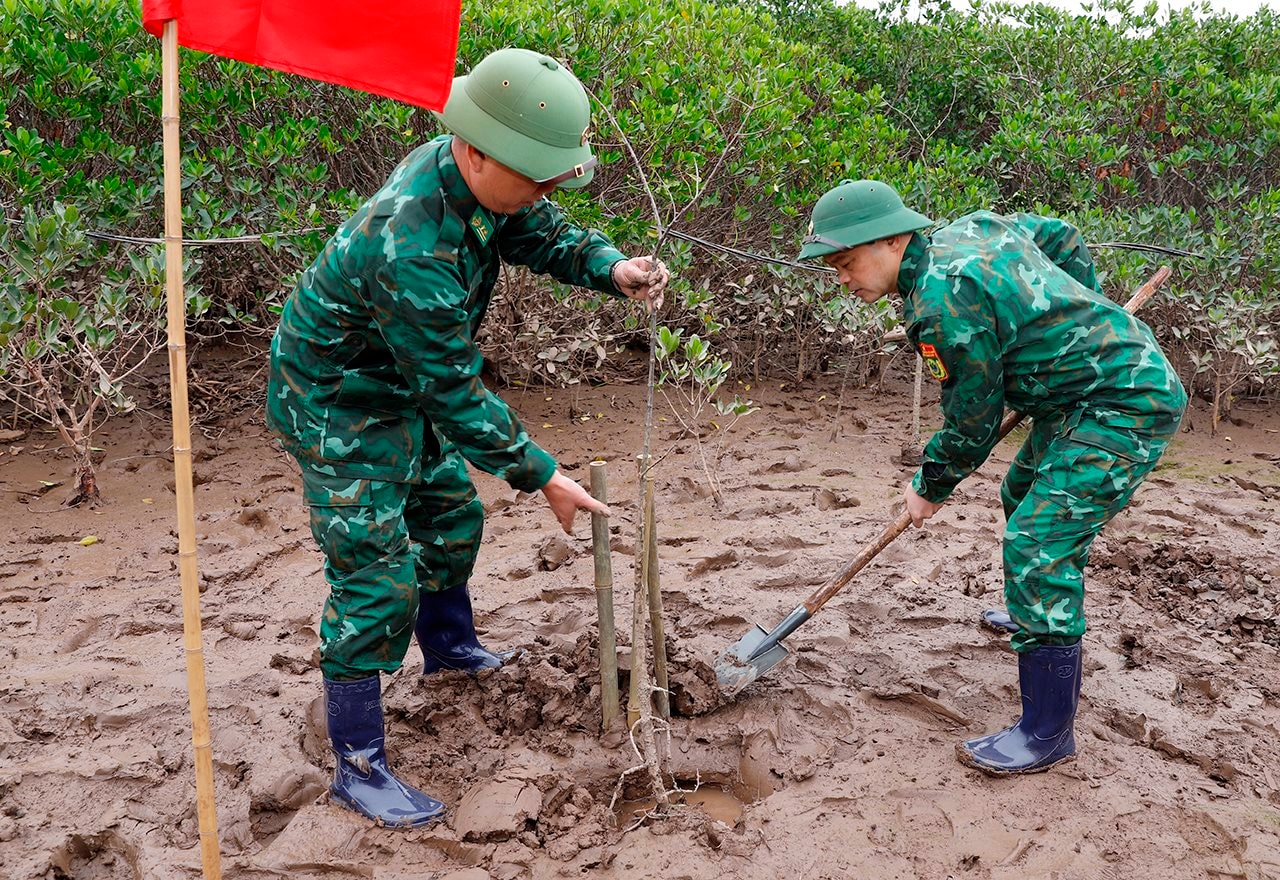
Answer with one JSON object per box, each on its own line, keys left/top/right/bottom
{"left": 761, "top": 454, "right": 811, "bottom": 474}
{"left": 729, "top": 533, "right": 824, "bottom": 552}
{"left": 686, "top": 550, "right": 739, "bottom": 577}
{"left": 1172, "top": 672, "right": 1226, "bottom": 719}
{"left": 236, "top": 507, "right": 272, "bottom": 530}
{"left": 48, "top": 830, "right": 140, "bottom": 880}
{"left": 748, "top": 551, "right": 796, "bottom": 569}
{"left": 59, "top": 615, "right": 111, "bottom": 654}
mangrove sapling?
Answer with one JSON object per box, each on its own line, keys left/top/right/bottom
{"left": 654, "top": 324, "right": 756, "bottom": 506}
{"left": 590, "top": 91, "right": 672, "bottom": 809}
{"left": 589, "top": 76, "right": 763, "bottom": 808}
{"left": 0, "top": 206, "right": 202, "bottom": 505}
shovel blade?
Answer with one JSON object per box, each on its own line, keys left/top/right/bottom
{"left": 714, "top": 624, "right": 790, "bottom": 695}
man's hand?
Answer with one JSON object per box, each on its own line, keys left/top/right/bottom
{"left": 612, "top": 256, "right": 670, "bottom": 311}
{"left": 541, "top": 470, "right": 610, "bottom": 533}
{"left": 905, "top": 484, "right": 945, "bottom": 528}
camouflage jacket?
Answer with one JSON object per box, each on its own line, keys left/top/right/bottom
{"left": 266, "top": 135, "right": 626, "bottom": 489}
{"left": 900, "top": 211, "right": 1186, "bottom": 503}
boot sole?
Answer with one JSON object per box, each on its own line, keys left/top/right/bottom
{"left": 978, "top": 618, "right": 1020, "bottom": 636}
{"left": 330, "top": 791, "right": 446, "bottom": 828}
{"left": 422, "top": 647, "right": 523, "bottom": 675}
{"left": 954, "top": 742, "right": 1076, "bottom": 776}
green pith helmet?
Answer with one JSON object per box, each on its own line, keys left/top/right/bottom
{"left": 433, "top": 48, "right": 596, "bottom": 188}
{"left": 797, "top": 179, "right": 933, "bottom": 260}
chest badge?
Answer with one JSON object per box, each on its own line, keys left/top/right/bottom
{"left": 918, "top": 343, "right": 949, "bottom": 382}
{"left": 469, "top": 212, "right": 493, "bottom": 246}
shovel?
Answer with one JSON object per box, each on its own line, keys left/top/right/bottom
{"left": 715, "top": 265, "right": 1173, "bottom": 695}
{"left": 715, "top": 509, "right": 914, "bottom": 694}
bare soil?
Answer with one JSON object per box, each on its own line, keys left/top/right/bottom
{"left": 3, "top": 363, "right": 1279, "bottom": 880}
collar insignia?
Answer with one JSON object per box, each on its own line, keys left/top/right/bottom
{"left": 469, "top": 212, "right": 493, "bottom": 246}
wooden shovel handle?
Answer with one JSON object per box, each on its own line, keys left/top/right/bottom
{"left": 1121, "top": 265, "right": 1172, "bottom": 315}
{"left": 802, "top": 264, "right": 1173, "bottom": 618}
{"left": 803, "top": 510, "right": 913, "bottom": 614}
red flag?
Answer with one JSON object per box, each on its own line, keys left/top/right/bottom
{"left": 142, "top": 0, "right": 459, "bottom": 111}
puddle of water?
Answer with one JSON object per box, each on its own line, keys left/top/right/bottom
{"left": 617, "top": 782, "right": 745, "bottom": 825}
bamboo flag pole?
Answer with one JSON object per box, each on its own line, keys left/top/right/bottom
{"left": 161, "top": 22, "right": 222, "bottom": 880}
{"left": 589, "top": 461, "right": 620, "bottom": 733}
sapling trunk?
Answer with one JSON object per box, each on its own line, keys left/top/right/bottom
{"left": 27, "top": 362, "right": 102, "bottom": 507}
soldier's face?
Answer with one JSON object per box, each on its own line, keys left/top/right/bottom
{"left": 470, "top": 151, "right": 558, "bottom": 214}
{"left": 824, "top": 238, "right": 903, "bottom": 303}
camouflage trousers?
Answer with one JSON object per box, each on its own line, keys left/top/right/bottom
{"left": 300, "top": 441, "right": 484, "bottom": 679}
{"left": 1001, "top": 412, "right": 1177, "bottom": 653}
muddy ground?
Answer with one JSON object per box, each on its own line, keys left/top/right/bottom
{"left": 2, "top": 359, "right": 1279, "bottom": 880}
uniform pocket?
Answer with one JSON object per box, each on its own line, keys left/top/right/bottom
{"left": 301, "top": 472, "right": 408, "bottom": 573}
{"left": 1013, "top": 373, "right": 1054, "bottom": 402}
{"left": 1071, "top": 409, "right": 1176, "bottom": 463}
{"left": 333, "top": 370, "right": 415, "bottom": 414}
{"left": 320, "top": 372, "right": 423, "bottom": 469}
{"left": 301, "top": 471, "right": 372, "bottom": 509}
{"left": 302, "top": 472, "right": 373, "bottom": 568}
{"left": 1034, "top": 441, "right": 1130, "bottom": 539}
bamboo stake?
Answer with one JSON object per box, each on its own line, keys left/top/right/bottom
{"left": 912, "top": 353, "right": 923, "bottom": 450}
{"left": 638, "top": 455, "right": 670, "bottom": 720}
{"left": 626, "top": 483, "right": 649, "bottom": 734}
{"left": 589, "top": 461, "right": 620, "bottom": 733}
{"left": 161, "top": 22, "right": 221, "bottom": 880}
{"left": 624, "top": 459, "right": 668, "bottom": 807}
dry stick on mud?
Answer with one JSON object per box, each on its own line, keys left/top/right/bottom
{"left": 827, "top": 331, "right": 902, "bottom": 443}
{"left": 866, "top": 326, "right": 923, "bottom": 459}
{"left": 625, "top": 524, "right": 668, "bottom": 807}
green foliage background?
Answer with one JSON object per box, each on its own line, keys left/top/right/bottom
{"left": 2, "top": 0, "right": 1278, "bottom": 429}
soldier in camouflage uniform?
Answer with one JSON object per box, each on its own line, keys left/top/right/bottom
{"left": 799, "top": 180, "right": 1185, "bottom": 775}
{"left": 266, "top": 48, "right": 669, "bottom": 826}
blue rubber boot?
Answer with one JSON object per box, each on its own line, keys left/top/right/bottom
{"left": 981, "top": 608, "right": 1021, "bottom": 635}
{"left": 416, "top": 585, "right": 514, "bottom": 675}
{"left": 957, "top": 642, "right": 1082, "bottom": 775}
{"left": 323, "top": 676, "right": 445, "bottom": 827}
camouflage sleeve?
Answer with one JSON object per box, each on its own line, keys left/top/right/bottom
{"left": 1013, "top": 212, "right": 1103, "bottom": 294}
{"left": 909, "top": 278, "right": 1006, "bottom": 504}
{"left": 378, "top": 256, "right": 557, "bottom": 493}
{"left": 496, "top": 199, "right": 627, "bottom": 295}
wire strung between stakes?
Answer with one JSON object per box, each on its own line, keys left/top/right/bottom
{"left": 4, "top": 216, "right": 1204, "bottom": 263}
{"left": 1, "top": 216, "right": 327, "bottom": 246}
{"left": 662, "top": 227, "right": 1204, "bottom": 270}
